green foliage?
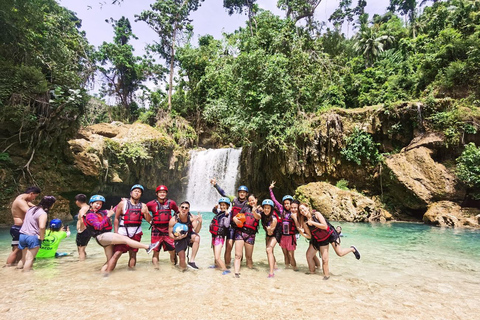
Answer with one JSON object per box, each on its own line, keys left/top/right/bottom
{"left": 341, "top": 127, "right": 382, "bottom": 165}
{"left": 336, "top": 179, "right": 349, "bottom": 190}
{"left": 456, "top": 143, "right": 480, "bottom": 196}
{"left": 105, "top": 139, "right": 152, "bottom": 165}
{"left": 94, "top": 17, "right": 162, "bottom": 120}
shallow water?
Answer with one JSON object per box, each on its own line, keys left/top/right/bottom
{"left": 0, "top": 215, "right": 479, "bottom": 320}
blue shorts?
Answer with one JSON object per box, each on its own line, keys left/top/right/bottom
{"left": 18, "top": 234, "right": 41, "bottom": 250}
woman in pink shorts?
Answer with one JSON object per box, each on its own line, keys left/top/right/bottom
{"left": 209, "top": 197, "right": 231, "bottom": 275}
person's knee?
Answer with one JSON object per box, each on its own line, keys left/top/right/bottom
{"left": 266, "top": 246, "right": 273, "bottom": 254}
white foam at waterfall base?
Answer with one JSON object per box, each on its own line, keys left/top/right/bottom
{"left": 185, "top": 148, "right": 242, "bottom": 211}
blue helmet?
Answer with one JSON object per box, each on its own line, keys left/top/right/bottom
{"left": 238, "top": 185, "right": 249, "bottom": 193}
{"left": 50, "top": 219, "right": 62, "bottom": 229}
{"left": 262, "top": 199, "right": 274, "bottom": 207}
{"left": 89, "top": 195, "right": 105, "bottom": 204}
{"left": 131, "top": 184, "right": 144, "bottom": 192}
{"left": 218, "top": 197, "right": 231, "bottom": 206}
{"left": 282, "top": 195, "right": 294, "bottom": 203}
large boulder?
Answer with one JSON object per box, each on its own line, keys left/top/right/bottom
{"left": 423, "top": 201, "right": 480, "bottom": 228}
{"left": 295, "top": 182, "right": 392, "bottom": 222}
{"left": 383, "top": 145, "right": 465, "bottom": 211}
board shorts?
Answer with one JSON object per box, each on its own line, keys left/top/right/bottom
{"left": 114, "top": 232, "right": 143, "bottom": 253}
{"left": 279, "top": 234, "right": 297, "bottom": 251}
{"left": 76, "top": 230, "right": 92, "bottom": 247}
{"left": 211, "top": 236, "right": 225, "bottom": 247}
{"left": 151, "top": 228, "right": 175, "bottom": 252}
{"left": 18, "top": 234, "right": 41, "bottom": 249}
{"left": 234, "top": 230, "right": 256, "bottom": 245}
{"left": 174, "top": 232, "right": 197, "bottom": 253}
{"left": 10, "top": 225, "right": 21, "bottom": 246}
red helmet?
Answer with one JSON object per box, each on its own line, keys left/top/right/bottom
{"left": 156, "top": 185, "right": 168, "bottom": 193}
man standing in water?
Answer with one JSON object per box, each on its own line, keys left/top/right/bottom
{"left": 146, "top": 185, "right": 179, "bottom": 269}
{"left": 107, "top": 184, "right": 151, "bottom": 272}
{"left": 169, "top": 201, "right": 202, "bottom": 271}
{"left": 75, "top": 194, "right": 91, "bottom": 260}
{"left": 5, "top": 186, "right": 41, "bottom": 266}
{"left": 210, "top": 178, "right": 249, "bottom": 268}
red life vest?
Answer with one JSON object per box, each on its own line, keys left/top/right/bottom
{"left": 152, "top": 199, "right": 173, "bottom": 226}
{"left": 308, "top": 215, "right": 333, "bottom": 242}
{"left": 121, "top": 200, "right": 143, "bottom": 227}
{"left": 242, "top": 211, "right": 259, "bottom": 234}
{"left": 83, "top": 210, "right": 112, "bottom": 237}
{"left": 209, "top": 212, "right": 226, "bottom": 236}
{"left": 281, "top": 212, "right": 296, "bottom": 235}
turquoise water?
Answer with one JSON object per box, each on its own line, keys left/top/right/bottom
{"left": 1, "top": 214, "right": 480, "bottom": 319}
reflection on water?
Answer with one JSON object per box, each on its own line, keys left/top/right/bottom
{"left": 1, "top": 217, "right": 479, "bottom": 319}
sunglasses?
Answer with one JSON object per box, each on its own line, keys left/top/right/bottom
{"left": 180, "top": 206, "right": 189, "bottom": 209}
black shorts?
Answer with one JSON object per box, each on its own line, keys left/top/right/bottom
{"left": 76, "top": 230, "right": 92, "bottom": 247}
{"left": 225, "top": 226, "right": 235, "bottom": 240}
{"left": 10, "top": 225, "right": 21, "bottom": 246}
{"left": 310, "top": 232, "right": 340, "bottom": 250}
{"left": 174, "top": 233, "right": 196, "bottom": 253}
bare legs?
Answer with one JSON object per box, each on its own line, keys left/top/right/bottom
{"left": 214, "top": 241, "right": 227, "bottom": 271}
{"left": 234, "top": 240, "right": 244, "bottom": 275}
{"left": 189, "top": 234, "right": 200, "bottom": 263}
{"left": 266, "top": 237, "right": 278, "bottom": 276}
{"left": 224, "top": 239, "right": 234, "bottom": 268}
{"left": 78, "top": 246, "right": 87, "bottom": 261}
{"left": 5, "top": 246, "right": 22, "bottom": 266}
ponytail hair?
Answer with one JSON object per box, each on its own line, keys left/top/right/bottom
{"left": 32, "top": 196, "right": 56, "bottom": 215}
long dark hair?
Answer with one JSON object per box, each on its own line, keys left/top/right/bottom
{"left": 32, "top": 196, "right": 56, "bottom": 215}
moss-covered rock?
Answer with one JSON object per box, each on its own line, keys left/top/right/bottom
{"left": 295, "top": 182, "right": 392, "bottom": 222}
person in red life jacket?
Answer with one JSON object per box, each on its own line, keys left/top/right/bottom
{"left": 83, "top": 195, "right": 158, "bottom": 274}
{"left": 290, "top": 200, "right": 320, "bottom": 270}
{"left": 269, "top": 181, "right": 298, "bottom": 271}
{"left": 297, "top": 203, "right": 360, "bottom": 280}
{"left": 146, "top": 184, "right": 179, "bottom": 269}
{"left": 232, "top": 194, "right": 261, "bottom": 278}
{"left": 106, "top": 184, "right": 152, "bottom": 272}
{"left": 210, "top": 178, "right": 249, "bottom": 268}
{"left": 260, "top": 199, "right": 282, "bottom": 278}
{"left": 168, "top": 201, "right": 202, "bottom": 271}
{"left": 210, "top": 197, "right": 231, "bottom": 275}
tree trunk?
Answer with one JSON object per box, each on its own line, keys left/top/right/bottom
{"left": 168, "top": 27, "right": 177, "bottom": 113}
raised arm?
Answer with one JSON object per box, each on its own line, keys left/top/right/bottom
{"left": 142, "top": 203, "right": 151, "bottom": 223}
{"left": 268, "top": 181, "right": 284, "bottom": 215}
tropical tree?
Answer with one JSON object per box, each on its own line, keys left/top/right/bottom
{"left": 95, "top": 17, "right": 161, "bottom": 119}
{"left": 354, "top": 26, "right": 394, "bottom": 67}
{"left": 224, "top": 0, "right": 258, "bottom": 35}
{"left": 136, "top": 0, "right": 203, "bottom": 112}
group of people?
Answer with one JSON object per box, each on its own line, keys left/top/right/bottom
{"left": 5, "top": 181, "right": 360, "bottom": 279}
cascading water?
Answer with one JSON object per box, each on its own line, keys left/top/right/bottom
{"left": 185, "top": 148, "right": 242, "bottom": 211}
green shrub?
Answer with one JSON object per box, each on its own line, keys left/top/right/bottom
{"left": 336, "top": 179, "right": 349, "bottom": 190}
{"left": 456, "top": 143, "right": 480, "bottom": 190}
{"left": 341, "top": 127, "right": 382, "bottom": 166}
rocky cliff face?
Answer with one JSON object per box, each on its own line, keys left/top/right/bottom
{"left": 241, "top": 101, "right": 480, "bottom": 226}
{"left": 0, "top": 122, "right": 188, "bottom": 224}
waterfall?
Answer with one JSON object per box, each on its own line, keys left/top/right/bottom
{"left": 185, "top": 148, "right": 242, "bottom": 211}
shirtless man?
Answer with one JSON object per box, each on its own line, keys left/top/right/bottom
{"left": 5, "top": 186, "right": 41, "bottom": 266}
{"left": 75, "top": 194, "right": 91, "bottom": 260}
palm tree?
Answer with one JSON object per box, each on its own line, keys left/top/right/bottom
{"left": 354, "top": 27, "right": 394, "bottom": 67}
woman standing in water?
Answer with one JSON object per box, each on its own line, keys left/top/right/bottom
{"left": 269, "top": 181, "right": 298, "bottom": 271}
{"left": 210, "top": 197, "right": 231, "bottom": 275}
{"left": 16, "top": 196, "right": 56, "bottom": 271}
{"left": 260, "top": 199, "right": 281, "bottom": 278}
{"left": 297, "top": 203, "right": 360, "bottom": 280}
{"left": 83, "top": 195, "right": 158, "bottom": 273}
{"left": 233, "top": 194, "right": 261, "bottom": 278}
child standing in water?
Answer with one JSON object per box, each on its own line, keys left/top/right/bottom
{"left": 260, "top": 199, "right": 281, "bottom": 278}
{"left": 269, "top": 181, "right": 298, "bottom": 271}
{"left": 36, "top": 219, "right": 70, "bottom": 258}
{"left": 210, "top": 197, "right": 231, "bottom": 275}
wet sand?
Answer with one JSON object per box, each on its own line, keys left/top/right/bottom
{"left": 1, "top": 224, "right": 479, "bottom": 320}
